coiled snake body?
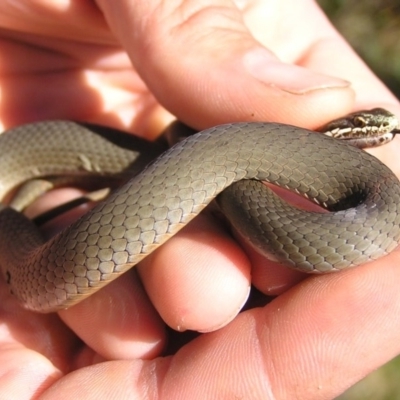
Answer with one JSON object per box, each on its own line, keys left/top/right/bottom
{"left": 0, "top": 110, "right": 400, "bottom": 312}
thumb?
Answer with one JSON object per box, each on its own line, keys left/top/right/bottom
{"left": 94, "top": 0, "right": 352, "bottom": 129}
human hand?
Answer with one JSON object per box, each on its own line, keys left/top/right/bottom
{"left": 1, "top": 1, "right": 400, "bottom": 399}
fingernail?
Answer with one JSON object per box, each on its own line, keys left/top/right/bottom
{"left": 243, "top": 48, "right": 350, "bottom": 94}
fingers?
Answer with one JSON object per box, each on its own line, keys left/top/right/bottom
{"left": 0, "top": 0, "right": 110, "bottom": 42}
{"left": 34, "top": 192, "right": 251, "bottom": 357}
{"left": 0, "top": 348, "right": 61, "bottom": 398}
{"left": 95, "top": 0, "right": 353, "bottom": 129}
{"left": 263, "top": 252, "right": 400, "bottom": 398}
{"left": 136, "top": 213, "right": 251, "bottom": 332}
{"left": 0, "top": 278, "right": 76, "bottom": 398}
{"left": 0, "top": 61, "right": 165, "bottom": 136}
{"left": 58, "top": 271, "right": 166, "bottom": 361}
{"left": 58, "top": 213, "right": 251, "bottom": 358}
{"left": 25, "top": 189, "right": 166, "bottom": 360}
{"left": 0, "top": 276, "right": 79, "bottom": 368}
{"left": 39, "top": 252, "right": 400, "bottom": 399}
{"left": 0, "top": 30, "right": 168, "bottom": 136}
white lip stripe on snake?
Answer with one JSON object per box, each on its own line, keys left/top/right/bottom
{"left": 0, "top": 119, "right": 399, "bottom": 313}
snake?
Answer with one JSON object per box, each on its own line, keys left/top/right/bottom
{"left": 0, "top": 108, "right": 400, "bottom": 313}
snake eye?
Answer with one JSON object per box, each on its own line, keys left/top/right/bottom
{"left": 353, "top": 116, "right": 367, "bottom": 127}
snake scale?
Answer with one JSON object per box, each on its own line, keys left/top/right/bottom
{"left": 0, "top": 110, "right": 399, "bottom": 312}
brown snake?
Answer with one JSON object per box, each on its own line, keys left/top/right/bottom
{"left": 0, "top": 108, "right": 399, "bottom": 312}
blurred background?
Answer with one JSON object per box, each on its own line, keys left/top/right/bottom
{"left": 318, "top": 0, "right": 400, "bottom": 97}
{"left": 316, "top": 1, "right": 400, "bottom": 399}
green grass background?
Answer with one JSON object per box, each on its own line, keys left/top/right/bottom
{"left": 317, "top": 1, "right": 400, "bottom": 399}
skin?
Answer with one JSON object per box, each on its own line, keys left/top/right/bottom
{"left": 0, "top": 0, "right": 400, "bottom": 399}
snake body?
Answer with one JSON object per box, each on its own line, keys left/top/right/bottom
{"left": 0, "top": 120, "right": 400, "bottom": 312}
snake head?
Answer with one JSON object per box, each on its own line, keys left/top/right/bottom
{"left": 318, "top": 108, "right": 400, "bottom": 148}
